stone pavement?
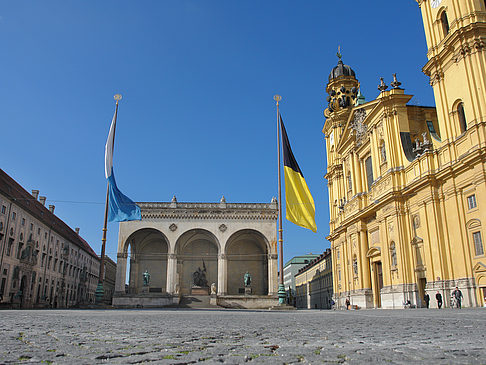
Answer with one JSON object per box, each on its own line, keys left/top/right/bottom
{"left": 0, "top": 308, "right": 485, "bottom": 364}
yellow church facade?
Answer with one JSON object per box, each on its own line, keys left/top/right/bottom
{"left": 323, "top": 0, "right": 486, "bottom": 309}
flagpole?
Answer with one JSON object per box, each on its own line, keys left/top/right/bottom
{"left": 95, "top": 93, "right": 122, "bottom": 304}
{"left": 274, "top": 94, "right": 286, "bottom": 305}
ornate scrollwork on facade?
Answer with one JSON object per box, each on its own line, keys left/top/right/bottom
{"left": 429, "top": 71, "right": 443, "bottom": 86}
{"left": 349, "top": 108, "right": 367, "bottom": 146}
{"left": 219, "top": 224, "right": 227, "bottom": 232}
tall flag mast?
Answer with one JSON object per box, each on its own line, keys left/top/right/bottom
{"left": 96, "top": 94, "right": 141, "bottom": 304}
{"left": 274, "top": 95, "right": 317, "bottom": 305}
{"left": 274, "top": 94, "right": 286, "bottom": 304}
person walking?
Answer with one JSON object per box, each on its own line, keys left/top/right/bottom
{"left": 345, "top": 297, "right": 350, "bottom": 310}
{"left": 424, "top": 293, "right": 430, "bottom": 308}
{"left": 436, "top": 291, "right": 443, "bottom": 309}
{"left": 452, "top": 287, "right": 463, "bottom": 309}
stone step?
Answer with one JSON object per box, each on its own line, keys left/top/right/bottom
{"left": 179, "top": 295, "right": 217, "bottom": 309}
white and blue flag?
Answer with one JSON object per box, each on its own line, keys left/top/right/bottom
{"left": 104, "top": 108, "right": 141, "bottom": 222}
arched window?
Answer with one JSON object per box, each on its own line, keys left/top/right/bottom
{"left": 458, "top": 102, "right": 467, "bottom": 133}
{"left": 365, "top": 156, "right": 374, "bottom": 191}
{"left": 441, "top": 11, "right": 450, "bottom": 37}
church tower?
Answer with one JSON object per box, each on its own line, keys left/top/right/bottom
{"left": 418, "top": 0, "right": 486, "bottom": 142}
{"left": 323, "top": 54, "right": 359, "bottom": 228}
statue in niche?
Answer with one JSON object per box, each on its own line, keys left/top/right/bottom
{"left": 380, "top": 143, "right": 387, "bottom": 162}
{"left": 210, "top": 282, "right": 217, "bottom": 295}
{"left": 192, "top": 261, "right": 208, "bottom": 287}
{"left": 244, "top": 272, "right": 252, "bottom": 287}
{"left": 143, "top": 270, "right": 151, "bottom": 286}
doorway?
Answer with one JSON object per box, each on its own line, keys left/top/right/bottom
{"left": 373, "top": 262, "right": 383, "bottom": 308}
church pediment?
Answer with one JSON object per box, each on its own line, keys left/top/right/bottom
{"left": 366, "top": 246, "right": 381, "bottom": 258}
{"left": 336, "top": 100, "right": 381, "bottom": 153}
{"left": 473, "top": 262, "right": 486, "bottom": 273}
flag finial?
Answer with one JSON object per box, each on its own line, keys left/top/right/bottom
{"left": 273, "top": 94, "right": 282, "bottom": 106}
{"left": 114, "top": 94, "right": 122, "bottom": 104}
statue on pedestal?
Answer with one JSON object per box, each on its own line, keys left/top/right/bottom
{"left": 143, "top": 270, "right": 151, "bottom": 286}
{"left": 244, "top": 272, "right": 251, "bottom": 287}
{"left": 192, "top": 261, "right": 208, "bottom": 288}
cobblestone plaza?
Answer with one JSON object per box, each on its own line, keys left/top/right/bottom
{"left": 1, "top": 308, "right": 485, "bottom": 364}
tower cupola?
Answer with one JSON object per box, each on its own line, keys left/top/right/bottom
{"left": 324, "top": 51, "right": 359, "bottom": 118}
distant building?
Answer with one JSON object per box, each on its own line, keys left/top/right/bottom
{"left": 295, "top": 249, "right": 333, "bottom": 309}
{"left": 102, "top": 255, "right": 116, "bottom": 305}
{"left": 0, "top": 169, "right": 100, "bottom": 308}
{"left": 283, "top": 254, "right": 320, "bottom": 306}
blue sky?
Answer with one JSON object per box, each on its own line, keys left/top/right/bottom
{"left": 0, "top": 1, "right": 434, "bottom": 264}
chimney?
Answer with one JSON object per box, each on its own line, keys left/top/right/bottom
{"left": 39, "top": 196, "right": 46, "bottom": 206}
{"left": 75, "top": 227, "right": 80, "bottom": 235}
{"left": 49, "top": 205, "right": 55, "bottom": 214}
{"left": 31, "top": 190, "right": 39, "bottom": 200}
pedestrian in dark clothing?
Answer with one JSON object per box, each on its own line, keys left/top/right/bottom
{"left": 345, "top": 298, "right": 350, "bottom": 310}
{"left": 436, "top": 291, "right": 442, "bottom": 309}
{"left": 452, "top": 287, "right": 463, "bottom": 309}
{"left": 424, "top": 293, "right": 430, "bottom": 308}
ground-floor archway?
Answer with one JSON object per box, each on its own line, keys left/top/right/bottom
{"left": 126, "top": 228, "right": 169, "bottom": 294}
{"left": 226, "top": 230, "right": 268, "bottom": 295}
{"left": 175, "top": 229, "right": 219, "bottom": 295}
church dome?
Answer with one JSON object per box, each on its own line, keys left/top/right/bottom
{"left": 329, "top": 59, "right": 356, "bottom": 81}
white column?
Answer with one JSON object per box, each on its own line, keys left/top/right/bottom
{"left": 218, "top": 254, "right": 227, "bottom": 295}
{"left": 268, "top": 254, "right": 278, "bottom": 295}
{"left": 115, "top": 253, "right": 127, "bottom": 293}
{"left": 166, "top": 253, "right": 177, "bottom": 294}
{"left": 307, "top": 282, "right": 311, "bottom": 309}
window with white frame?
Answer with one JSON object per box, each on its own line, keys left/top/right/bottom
{"left": 467, "top": 195, "right": 477, "bottom": 210}
{"left": 473, "top": 231, "right": 484, "bottom": 256}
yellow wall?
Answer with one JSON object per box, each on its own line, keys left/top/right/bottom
{"left": 324, "top": 0, "right": 486, "bottom": 308}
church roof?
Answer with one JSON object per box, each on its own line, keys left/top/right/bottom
{"left": 329, "top": 59, "right": 356, "bottom": 81}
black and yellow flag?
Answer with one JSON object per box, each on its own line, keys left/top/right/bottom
{"left": 280, "top": 115, "right": 317, "bottom": 232}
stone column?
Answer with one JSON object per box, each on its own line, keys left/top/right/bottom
{"left": 307, "top": 282, "right": 311, "bottom": 309}
{"left": 358, "top": 222, "right": 371, "bottom": 289}
{"left": 130, "top": 255, "right": 139, "bottom": 294}
{"left": 268, "top": 254, "right": 278, "bottom": 295}
{"left": 115, "top": 252, "right": 128, "bottom": 293}
{"left": 166, "top": 253, "right": 177, "bottom": 294}
{"left": 218, "top": 254, "right": 227, "bottom": 295}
